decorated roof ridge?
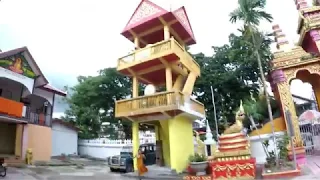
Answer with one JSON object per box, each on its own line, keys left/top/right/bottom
{"left": 0, "top": 47, "right": 67, "bottom": 96}
{"left": 295, "top": 0, "right": 309, "bottom": 10}
{"left": 272, "top": 24, "right": 290, "bottom": 50}
{"left": 0, "top": 46, "right": 48, "bottom": 84}
{"left": 122, "top": 0, "right": 168, "bottom": 32}
{"left": 172, "top": 6, "right": 195, "bottom": 40}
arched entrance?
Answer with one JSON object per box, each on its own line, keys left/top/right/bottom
{"left": 288, "top": 69, "right": 320, "bottom": 156}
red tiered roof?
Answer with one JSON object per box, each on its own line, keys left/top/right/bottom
{"left": 121, "top": 0, "right": 196, "bottom": 47}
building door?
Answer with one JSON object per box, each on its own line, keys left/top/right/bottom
{"left": 0, "top": 122, "right": 16, "bottom": 155}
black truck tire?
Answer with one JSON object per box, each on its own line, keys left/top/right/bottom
{"left": 125, "top": 163, "right": 133, "bottom": 173}
{"left": 110, "top": 167, "right": 116, "bottom": 172}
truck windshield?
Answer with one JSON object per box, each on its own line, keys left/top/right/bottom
{"left": 120, "top": 145, "right": 133, "bottom": 155}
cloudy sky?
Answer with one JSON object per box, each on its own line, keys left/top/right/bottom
{"left": 0, "top": 0, "right": 315, "bottom": 116}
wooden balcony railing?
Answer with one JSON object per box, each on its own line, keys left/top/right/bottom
{"left": 115, "top": 91, "right": 205, "bottom": 119}
{"left": 190, "top": 98, "right": 206, "bottom": 115}
{"left": 0, "top": 97, "right": 23, "bottom": 118}
{"left": 117, "top": 38, "right": 200, "bottom": 76}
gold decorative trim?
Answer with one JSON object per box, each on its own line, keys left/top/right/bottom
{"left": 219, "top": 133, "right": 244, "bottom": 139}
{"left": 214, "top": 149, "right": 251, "bottom": 158}
{"left": 219, "top": 143, "right": 248, "bottom": 150}
{"left": 219, "top": 138, "right": 247, "bottom": 144}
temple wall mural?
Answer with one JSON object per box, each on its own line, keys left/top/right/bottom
{"left": 0, "top": 53, "right": 36, "bottom": 79}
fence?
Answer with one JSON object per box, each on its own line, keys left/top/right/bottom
{"left": 78, "top": 138, "right": 156, "bottom": 159}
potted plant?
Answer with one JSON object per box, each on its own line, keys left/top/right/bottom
{"left": 188, "top": 153, "right": 208, "bottom": 175}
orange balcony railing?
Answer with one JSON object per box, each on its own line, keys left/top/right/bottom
{"left": 0, "top": 97, "right": 24, "bottom": 118}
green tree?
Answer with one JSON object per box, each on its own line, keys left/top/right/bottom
{"left": 193, "top": 31, "right": 273, "bottom": 135}
{"left": 229, "top": 0, "right": 279, "bottom": 164}
{"left": 63, "top": 68, "right": 151, "bottom": 139}
{"left": 63, "top": 68, "right": 131, "bottom": 139}
{"left": 229, "top": 0, "right": 274, "bottom": 133}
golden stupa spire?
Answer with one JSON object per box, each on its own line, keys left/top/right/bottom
{"left": 272, "top": 24, "right": 291, "bottom": 51}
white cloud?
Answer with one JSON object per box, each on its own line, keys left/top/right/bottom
{"left": 0, "top": 0, "right": 313, "bottom": 98}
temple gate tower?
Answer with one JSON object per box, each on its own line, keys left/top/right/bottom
{"left": 269, "top": 0, "right": 320, "bottom": 162}
{"left": 114, "top": 0, "right": 205, "bottom": 172}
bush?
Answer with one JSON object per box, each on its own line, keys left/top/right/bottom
{"left": 188, "top": 153, "right": 207, "bottom": 162}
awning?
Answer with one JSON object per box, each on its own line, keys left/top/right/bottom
{"left": 0, "top": 115, "right": 28, "bottom": 124}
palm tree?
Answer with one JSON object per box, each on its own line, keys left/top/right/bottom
{"left": 229, "top": 0, "right": 278, "bottom": 162}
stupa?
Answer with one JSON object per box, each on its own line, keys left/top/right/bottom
{"left": 211, "top": 101, "right": 256, "bottom": 179}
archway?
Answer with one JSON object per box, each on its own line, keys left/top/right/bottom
{"left": 289, "top": 70, "right": 320, "bottom": 155}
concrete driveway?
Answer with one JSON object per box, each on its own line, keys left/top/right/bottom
{"left": 2, "top": 165, "right": 135, "bottom": 180}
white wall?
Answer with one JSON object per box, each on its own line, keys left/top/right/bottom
{"left": 249, "top": 131, "right": 285, "bottom": 164}
{"left": 52, "top": 123, "right": 78, "bottom": 156}
{"left": 78, "top": 138, "right": 156, "bottom": 159}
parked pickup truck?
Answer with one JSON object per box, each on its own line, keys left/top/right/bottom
{"left": 107, "top": 143, "right": 156, "bottom": 173}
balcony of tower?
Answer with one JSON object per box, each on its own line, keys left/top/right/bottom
{"left": 114, "top": 0, "right": 205, "bottom": 123}
{"left": 117, "top": 2, "right": 200, "bottom": 85}
{"left": 114, "top": 90, "right": 206, "bottom": 123}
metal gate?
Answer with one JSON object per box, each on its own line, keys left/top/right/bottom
{"left": 300, "top": 123, "right": 320, "bottom": 155}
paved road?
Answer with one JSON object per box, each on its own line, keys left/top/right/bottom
{"left": 4, "top": 166, "right": 136, "bottom": 180}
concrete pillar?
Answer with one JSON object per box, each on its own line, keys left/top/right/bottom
{"left": 165, "top": 67, "right": 173, "bottom": 91}
{"left": 134, "top": 37, "right": 140, "bottom": 49}
{"left": 132, "top": 121, "right": 140, "bottom": 170}
{"left": 164, "top": 25, "right": 170, "bottom": 40}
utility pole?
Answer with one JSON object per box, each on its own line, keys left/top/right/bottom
{"left": 210, "top": 86, "right": 219, "bottom": 139}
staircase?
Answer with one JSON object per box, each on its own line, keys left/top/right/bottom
{"left": 1, "top": 155, "right": 25, "bottom": 167}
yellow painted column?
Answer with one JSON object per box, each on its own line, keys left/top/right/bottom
{"left": 182, "top": 72, "right": 197, "bottom": 96}
{"left": 168, "top": 116, "right": 194, "bottom": 173}
{"left": 134, "top": 37, "right": 140, "bottom": 49}
{"left": 166, "top": 67, "right": 172, "bottom": 91}
{"left": 15, "top": 124, "right": 23, "bottom": 157}
{"left": 132, "top": 76, "right": 138, "bottom": 98}
{"left": 132, "top": 121, "right": 140, "bottom": 171}
{"left": 155, "top": 125, "right": 160, "bottom": 141}
{"left": 173, "top": 75, "right": 184, "bottom": 92}
{"left": 164, "top": 25, "right": 170, "bottom": 40}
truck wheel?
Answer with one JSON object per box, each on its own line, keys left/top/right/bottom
{"left": 110, "top": 167, "right": 116, "bottom": 172}
{"left": 126, "top": 164, "right": 133, "bottom": 173}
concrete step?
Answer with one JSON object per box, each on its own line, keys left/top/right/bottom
{"left": 3, "top": 156, "right": 25, "bottom": 167}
